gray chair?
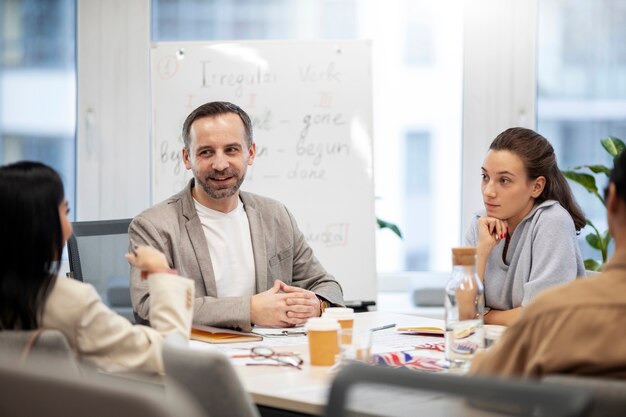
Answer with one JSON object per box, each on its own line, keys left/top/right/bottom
{"left": 326, "top": 362, "right": 593, "bottom": 417}
{"left": 0, "top": 329, "right": 80, "bottom": 374}
{"left": 0, "top": 356, "right": 205, "bottom": 417}
{"left": 67, "top": 218, "right": 135, "bottom": 322}
{"left": 412, "top": 287, "right": 445, "bottom": 306}
{"left": 163, "top": 333, "right": 261, "bottom": 417}
{"left": 543, "top": 375, "right": 626, "bottom": 417}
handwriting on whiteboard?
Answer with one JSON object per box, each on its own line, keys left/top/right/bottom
{"left": 304, "top": 223, "right": 349, "bottom": 247}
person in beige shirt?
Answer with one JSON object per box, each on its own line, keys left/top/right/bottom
{"left": 471, "top": 149, "right": 626, "bottom": 379}
{"left": 0, "top": 161, "right": 194, "bottom": 374}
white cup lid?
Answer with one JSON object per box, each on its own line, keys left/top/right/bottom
{"left": 322, "top": 312, "right": 354, "bottom": 320}
{"left": 324, "top": 307, "right": 354, "bottom": 314}
{"left": 306, "top": 317, "right": 340, "bottom": 331}
{"left": 322, "top": 307, "right": 354, "bottom": 320}
{"left": 484, "top": 324, "right": 507, "bottom": 338}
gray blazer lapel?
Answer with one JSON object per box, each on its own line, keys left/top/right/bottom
{"left": 182, "top": 180, "right": 217, "bottom": 297}
{"left": 241, "top": 192, "right": 268, "bottom": 293}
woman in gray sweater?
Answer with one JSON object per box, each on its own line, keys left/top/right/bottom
{"left": 466, "top": 127, "right": 586, "bottom": 326}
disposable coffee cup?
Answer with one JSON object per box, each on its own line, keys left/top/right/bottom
{"left": 343, "top": 328, "right": 372, "bottom": 363}
{"left": 322, "top": 307, "right": 354, "bottom": 344}
{"left": 306, "top": 317, "right": 340, "bottom": 366}
{"left": 484, "top": 325, "right": 507, "bottom": 348}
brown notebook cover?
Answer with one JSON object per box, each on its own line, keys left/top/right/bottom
{"left": 191, "top": 325, "right": 263, "bottom": 344}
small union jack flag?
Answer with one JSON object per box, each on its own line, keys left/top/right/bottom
{"left": 372, "top": 352, "right": 445, "bottom": 373}
{"left": 414, "top": 342, "right": 445, "bottom": 352}
{"left": 450, "top": 341, "right": 479, "bottom": 355}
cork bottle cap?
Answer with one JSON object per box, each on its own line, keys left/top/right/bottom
{"left": 451, "top": 247, "right": 477, "bottom": 266}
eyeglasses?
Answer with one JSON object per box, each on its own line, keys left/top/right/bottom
{"left": 232, "top": 346, "right": 304, "bottom": 370}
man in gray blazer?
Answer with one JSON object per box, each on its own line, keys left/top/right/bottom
{"left": 130, "top": 101, "right": 344, "bottom": 331}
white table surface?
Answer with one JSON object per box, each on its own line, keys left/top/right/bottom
{"left": 191, "top": 311, "right": 446, "bottom": 416}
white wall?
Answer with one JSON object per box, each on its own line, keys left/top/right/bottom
{"left": 76, "top": 0, "right": 151, "bottom": 221}
{"left": 461, "top": 0, "right": 537, "bottom": 235}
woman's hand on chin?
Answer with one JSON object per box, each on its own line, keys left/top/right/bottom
{"left": 477, "top": 216, "right": 509, "bottom": 252}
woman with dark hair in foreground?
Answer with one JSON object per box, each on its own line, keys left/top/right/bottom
{"left": 0, "top": 161, "right": 194, "bottom": 373}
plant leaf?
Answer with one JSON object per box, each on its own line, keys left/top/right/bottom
{"left": 602, "top": 230, "right": 612, "bottom": 247}
{"left": 601, "top": 136, "right": 626, "bottom": 157}
{"left": 585, "top": 219, "right": 599, "bottom": 232}
{"left": 562, "top": 171, "right": 599, "bottom": 195}
{"left": 377, "top": 218, "right": 403, "bottom": 239}
{"left": 584, "top": 259, "right": 602, "bottom": 272}
{"left": 601, "top": 230, "right": 612, "bottom": 263}
{"left": 585, "top": 233, "right": 602, "bottom": 250}
{"left": 586, "top": 165, "right": 612, "bottom": 176}
{"left": 569, "top": 164, "right": 611, "bottom": 176}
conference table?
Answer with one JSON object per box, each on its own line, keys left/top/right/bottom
{"left": 190, "top": 311, "right": 456, "bottom": 417}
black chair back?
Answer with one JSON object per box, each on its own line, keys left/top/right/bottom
{"left": 67, "top": 219, "right": 134, "bottom": 321}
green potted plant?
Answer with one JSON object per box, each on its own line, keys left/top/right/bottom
{"left": 562, "top": 136, "right": 624, "bottom": 271}
{"left": 377, "top": 217, "right": 403, "bottom": 239}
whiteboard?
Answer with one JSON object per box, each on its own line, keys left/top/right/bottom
{"left": 150, "top": 40, "right": 376, "bottom": 304}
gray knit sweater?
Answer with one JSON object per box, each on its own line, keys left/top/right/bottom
{"left": 465, "top": 200, "right": 585, "bottom": 310}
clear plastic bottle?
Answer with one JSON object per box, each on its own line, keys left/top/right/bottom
{"left": 444, "top": 247, "right": 485, "bottom": 371}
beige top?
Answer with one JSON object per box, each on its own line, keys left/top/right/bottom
{"left": 470, "top": 252, "right": 626, "bottom": 379}
{"left": 42, "top": 274, "right": 194, "bottom": 374}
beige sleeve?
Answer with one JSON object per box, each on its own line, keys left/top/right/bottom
{"left": 148, "top": 272, "right": 194, "bottom": 338}
{"left": 76, "top": 274, "right": 194, "bottom": 374}
{"left": 128, "top": 215, "right": 171, "bottom": 321}
{"left": 470, "top": 309, "right": 588, "bottom": 378}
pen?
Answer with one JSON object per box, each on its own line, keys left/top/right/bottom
{"left": 281, "top": 330, "right": 307, "bottom": 336}
{"left": 370, "top": 323, "right": 396, "bottom": 332}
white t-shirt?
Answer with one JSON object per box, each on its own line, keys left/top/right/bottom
{"left": 194, "top": 197, "right": 256, "bottom": 298}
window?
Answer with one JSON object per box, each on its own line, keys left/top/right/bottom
{"left": 0, "top": 0, "right": 76, "bottom": 213}
{"left": 404, "top": 131, "right": 431, "bottom": 270}
{"left": 404, "top": 3, "right": 435, "bottom": 66}
{"left": 151, "top": 0, "right": 463, "bottom": 273}
{"left": 537, "top": 0, "right": 626, "bottom": 261}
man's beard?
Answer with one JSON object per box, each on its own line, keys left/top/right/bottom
{"left": 198, "top": 169, "right": 246, "bottom": 199}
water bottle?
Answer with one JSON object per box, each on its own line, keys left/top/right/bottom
{"left": 444, "top": 247, "right": 485, "bottom": 371}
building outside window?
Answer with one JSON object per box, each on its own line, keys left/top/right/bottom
{"left": 537, "top": 0, "right": 626, "bottom": 262}
{"left": 0, "top": 0, "right": 76, "bottom": 214}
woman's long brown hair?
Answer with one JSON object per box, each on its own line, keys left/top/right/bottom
{"left": 490, "top": 127, "right": 586, "bottom": 231}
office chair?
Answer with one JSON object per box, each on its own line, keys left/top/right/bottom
{"left": 0, "top": 356, "right": 205, "bottom": 417}
{"left": 67, "top": 219, "right": 135, "bottom": 322}
{"left": 326, "top": 362, "right": 593, "bottom": 417}
{"left": 162, "top": 333, "right": 261, "bottom": 417}
{"left": 543, "top": 375, "right": 626, "bottom": 417}
{"left": 0, "top": 329, "right": 80, "bottom": 373}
